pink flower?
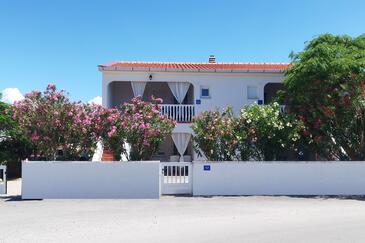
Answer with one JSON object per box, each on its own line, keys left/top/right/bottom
{"left": 47, "top": 83, "right": 56, "bottom": 90}
{"left": 152, "top": 107, "right": 160, "bottom": 114}
{"left": 107, "top": 126, "right": 117, "bottom": 138}
{"left": 31, "top": 132, "right": 39, "bottom": 142}
{"left": 24, "top": 93, "right": 32, "bottom": 98}
{"left": 107, "top": 115, "right": 115, "bottom": 122}
{"left": 142, "top": 140, "right": 149, "bottom": 146}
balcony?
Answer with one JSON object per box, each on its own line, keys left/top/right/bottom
{"left": 159, "top": 104, "right": 195, "bottom": 123}
{"left": 107, "top": 81, "right": 194, "bottom": 107}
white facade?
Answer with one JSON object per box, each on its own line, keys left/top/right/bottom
{"left": 99, "top": 61, "right": 287, "bottom": 161}
{"left": 101, "top": 71, "right": 284, "bottom": 113}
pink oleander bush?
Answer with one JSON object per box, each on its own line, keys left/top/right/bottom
{"left": 114, "top": 96, "right": 176, "bottom": 161}
{"left": 191, "top": 107, "right": 239, "bottom": 161}
{"left": 11, "top": 84, "right": 116, "bottom": 161}
{"left": 10, "top": 85, "right": 175, "bottom": 161}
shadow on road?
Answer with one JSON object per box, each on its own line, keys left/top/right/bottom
{"left": 0, "top": 195, "right": 43, "bottom": 202}
{"left": 177, "top": 195, "right": 365, "bottom": 202}
{"left": 3, "top": 194, "right": 365, "bottom": 202}
{"left": 288, "top": 195, "right": 365, "bottom": 201}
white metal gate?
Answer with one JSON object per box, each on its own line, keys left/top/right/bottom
{"left": 161, "top": 162, "right": 192, "bottom": 195}
{"left": 0, "top": 166, "right": 7, "bottom": 194}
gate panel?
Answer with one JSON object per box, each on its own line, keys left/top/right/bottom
{"left": 0, "top": 166, "right": 7, "bottom": 194}
{"left": 161, "top": 162, "right": 192, "bottom": 195}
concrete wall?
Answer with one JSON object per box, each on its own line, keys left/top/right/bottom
{"left": 0, "top": 165, "right": 6, "bottom": 194}
{"left": 192, "top": 161, "right": 365, "bottom": 196}
{"left": 22, "top": 161, "right": 365, "bottom": 198}
{"left": 22, "top": 161, "right": 161, "bottom": 199}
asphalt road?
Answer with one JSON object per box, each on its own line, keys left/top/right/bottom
{"left": 1, "top": 180, "right": 365, "bottom": 243}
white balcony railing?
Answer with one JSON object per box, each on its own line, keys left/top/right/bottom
{"left": 159, "top": 104, "right": 195, "bottom": 123}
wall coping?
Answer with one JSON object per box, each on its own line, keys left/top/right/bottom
{"left": 192, "top": 161, "right": 365, "bottom": 164}
{"left": 22, "top": 160, "right": 161, "bottom": 164}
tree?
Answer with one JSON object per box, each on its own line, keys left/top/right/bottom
{"left": 11, "top": 85, "right": 115, "bottom": 160}
{"left": 0, "top": 93, "right": 32, "bottom": 167}
{"left": 191, "top": 103, "right": 302, "bottom": 161}
{"left": 192, "top": 107, "right": 239, "bottom": 161}
{"left": 118, "top": 97, "right": 175, "bottom": 161}
{"left": 237, "top": 103, "right": 303, "bottom": 161}
{"left": 281, "top": 34, "right": 365, "bottom": 160}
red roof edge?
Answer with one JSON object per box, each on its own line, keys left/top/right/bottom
{"left": 99, "top": 61, "right": 290, "bottom": 71}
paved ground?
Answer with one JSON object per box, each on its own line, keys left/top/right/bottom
{"left": 1, "top": 180, "right": 365, "bottom": 243}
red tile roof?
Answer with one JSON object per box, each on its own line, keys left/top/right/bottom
{"left": 99, "top": 61, "right": 289, "bottom": 73}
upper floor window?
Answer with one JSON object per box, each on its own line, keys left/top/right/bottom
{"left": 247, "top": 86, "right": 258, "bottom": 99}
{"left": 200, "top": 86, "right": 210, "bottom": 98}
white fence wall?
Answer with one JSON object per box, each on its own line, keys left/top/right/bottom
{"left": 22, "top": 161, "right": 161, "bottom": 199}
{"left": 193, "top": 161, "right": 365, "bottom": 196}
{"left": 0, "top": 165, "right": 6, "bottom": 194}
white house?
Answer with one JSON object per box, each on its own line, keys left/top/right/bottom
{"left": 99, "top": 56, "right": 289, "bottom": 162}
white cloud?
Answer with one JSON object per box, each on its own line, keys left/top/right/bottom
{"left": 1, "top": 88, "right": 24, "bottom": 104}
{"left": 88, "top": 96, "right": 102, "bottom": 105}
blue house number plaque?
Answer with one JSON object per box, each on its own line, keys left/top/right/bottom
{"left": 203, "top": 165, "right": 211, "bottom": 171}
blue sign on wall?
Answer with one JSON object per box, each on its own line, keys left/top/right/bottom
{"left": 196, "top": 99, "right": 201, "bottom": 105}
{"left": 203, "top": 165, "right": 211, "bottom": 171}
{"left": 257, "top": 99, "right": 263, "bottom": 105}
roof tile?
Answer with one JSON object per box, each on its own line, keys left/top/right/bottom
{"left": 99, "top": 61, "right": 289, "bottom": 71}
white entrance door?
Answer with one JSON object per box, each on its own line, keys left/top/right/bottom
{"left": 160, "top": 162, "right": 192, "bottom": 195}
{"left": 0, "top": 166, "right": 7, "bottom": 194}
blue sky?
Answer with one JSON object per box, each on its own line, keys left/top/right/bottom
{"left": 0, "top": 0, "right": 364, "bottom": 102}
